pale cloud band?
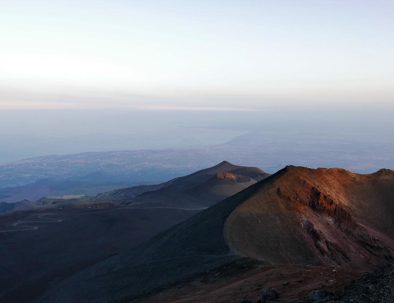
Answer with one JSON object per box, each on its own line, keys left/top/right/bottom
{"left": 1, "top": 1, "right": 393, "bottom": 110}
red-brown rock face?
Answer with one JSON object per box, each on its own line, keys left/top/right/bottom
{"left": 224, "top": 166, "right": 394, "bottom": 267}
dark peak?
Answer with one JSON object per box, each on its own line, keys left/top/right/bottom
{"left": 283, "top": 165, "right": 297, "bottom": 170}
{"left": 282, "top": 165, "right": 310, "bottom": 171}
{"left": 210, "top": 160, "right": 237, "bottom": 170}
{"left": 374, "top": 168, "right": 394, "bottom": 176}
{"left": 217, "top": 160, "right": 233, "bottom": 166}
{"left": 276, "top": 165, "right": 304, "bottom": 175}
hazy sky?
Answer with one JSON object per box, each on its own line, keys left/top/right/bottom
{"left": 1, "top": 0, "right": 394, "bottom": 110}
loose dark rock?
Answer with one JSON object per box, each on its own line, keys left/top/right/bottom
{"left": 308, "top": 289, "right": 333, "bottom": 302}
{"left": 260, "top": 288, "right": 279, "bottom": 302}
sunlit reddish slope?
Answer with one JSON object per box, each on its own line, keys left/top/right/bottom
{"left": 225, "top": 166, "right": 394, "bottom": 266}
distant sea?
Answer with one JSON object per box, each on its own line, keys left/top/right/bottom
{"left": 1, "top": 107, "right": 393, "bottom": 172}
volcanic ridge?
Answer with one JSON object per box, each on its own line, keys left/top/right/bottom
{"left": 35, "top": 165, "right": 394, "bottom": 303}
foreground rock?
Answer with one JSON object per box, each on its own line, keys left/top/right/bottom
{"left": 324, "top": 263, "right": 394, "bottom": 303}
{"left": 259, "top": 287, "right": 279, "bottom": 302}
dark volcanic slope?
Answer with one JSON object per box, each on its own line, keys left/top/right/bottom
{"left": 0, "top": 161, "right": 266, "bottom": 303}
{"left": 0, "top": 161, "right": 267, "bottom": 213}
{"left": 37, "top": 167, "right": 394, "bottom": 303}
{"left": 0, "top": 207, "right": 194, "bottom": 303}
{"left": 117, "top": 160, "right": 268, "bottom": 208}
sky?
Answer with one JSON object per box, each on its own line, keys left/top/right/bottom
{"left": 1, "top": 0, "right": 394, "bottom": 110}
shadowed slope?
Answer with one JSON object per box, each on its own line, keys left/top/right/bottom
{"left": 123, "top": 161, "right": 269, "bottom": 208}
{"left": 0, "top": 162, "right": 267, "bottom": 303}
{"left": 36, "top": 179, "right": 266, "bottom": 303}
{"left": 1, "top": 161, "right": 268, "bottom": 212}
